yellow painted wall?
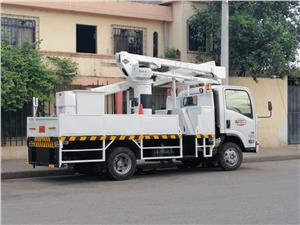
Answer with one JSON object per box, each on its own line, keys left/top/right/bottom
{"left": 71, "top": 55, "right": 122, "bottom": 78}
{"left": 2, "top": 5, "right": 165, "bottom": 79}
{"left": 230, "top": 76, "right": 288, "bottom": 148}
{"left": 167, "top": 1, "right": 207, "bottom": 62}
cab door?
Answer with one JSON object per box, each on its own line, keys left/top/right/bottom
{"left": 224, "top": 88, "right": 256, "bottom": 149}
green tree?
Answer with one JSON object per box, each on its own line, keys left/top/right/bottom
{"left": 190, "top": 1, "right": 300, "bottom": 79}
{"left": 1, "top": 41, "right": 78, "bottom": 112}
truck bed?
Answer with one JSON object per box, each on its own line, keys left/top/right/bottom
{"left": 27, "top": 114, "right": 181, "bottom": 138}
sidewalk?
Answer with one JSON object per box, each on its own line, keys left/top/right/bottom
{"left": 1, "top": 146, "right": 299, "bottom": 179}
{"left": 1, "top": 160, "right": 75, "bottom": 179}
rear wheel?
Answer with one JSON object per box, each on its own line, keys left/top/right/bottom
{"left": 106, "top": 147, "right": 136, "bottom": 180}
{"left": 218, "top": 142, "right": 243, "bottom": 171}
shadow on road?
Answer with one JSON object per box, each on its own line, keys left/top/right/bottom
{"left": 33, "top": 164, "right": 259, "bottom": 184}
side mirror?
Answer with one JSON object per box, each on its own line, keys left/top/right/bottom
{"left": 268, "top": 101, "right": 272, "bottom": 112}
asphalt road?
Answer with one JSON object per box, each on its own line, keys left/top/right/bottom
{"left": 2, "top": 160, "right": 300, "bottom": 224}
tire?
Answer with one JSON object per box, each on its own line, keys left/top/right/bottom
{"left": 218, "top": 142, "right": 243, "bottom": 171}
{"left": 74, "top": 163, "right": 104, "bottom": 176}
{"left": 106, "top": 147, "right": 136, "bottom": 180}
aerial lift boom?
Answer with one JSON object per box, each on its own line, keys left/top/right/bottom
{"left": 91, "top": 52, "right": 226, "bottom": 114}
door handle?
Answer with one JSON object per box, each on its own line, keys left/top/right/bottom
{"left": 226, "top": 120, "right": 231, "bottom": 129}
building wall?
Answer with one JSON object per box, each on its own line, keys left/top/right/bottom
{"left": 230, "top": 76, "right": 288, "bottom": 148}
{"left": 2, "top": 5, "right": 165, "bottom": 81}
{"left": 167, "top": 1, "right": 207, "bottom": 62}
{"left": 1, "top": 3, "right": 289, "bottom": 151}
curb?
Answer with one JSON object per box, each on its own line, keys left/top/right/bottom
{"left": 243, "top": 154, "right": 300, "bottom": 163}
{"left": 1, "top": 168, "right": 75, "bottom": 180}
{"left": 1, "top": 155, "right": 299, "bottom": 180}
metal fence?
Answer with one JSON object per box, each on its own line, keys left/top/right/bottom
{"left": 288, "top": 85, "right": 300, "bottom": 144}
{"left": 1, "top": 101, "right": 56, "bottom": 147}
{"left": 1, "top": 105, "right": 30, "bottom": 147}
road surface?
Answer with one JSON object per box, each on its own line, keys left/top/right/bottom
{"left": 2, "top": 160, "right": 300, "bottom": 224}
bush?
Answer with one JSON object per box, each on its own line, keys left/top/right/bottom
{"left": 164, "top": 48, "right": 181, "bottom": 59}
{"left": 1, "top": 41, "right": 78, "bottom": 112}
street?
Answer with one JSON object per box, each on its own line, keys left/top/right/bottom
{"left": 2, "top": 160, "right": 300, "bottom": 224}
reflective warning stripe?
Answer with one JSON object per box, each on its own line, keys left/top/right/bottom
{"left": 58, "top": 134, "right": 183, "bottom": 141}
{"left": 29, "top": 134, "right": 215, "bottom": 148}
{"left": 90, "top": 136, "right": 97, "bottom": 141}
{"left": 28, "top": 137, "right": 59, "bottom": 148}
{"left": 34, "top": 137, "right": 51, "bottom": 142}
{"left": 129, "top": 135, "right": 135, "bottom": 140}
{"left": 195, "top": 134, "right": 215, "bottom": 139}
{"left": 32, "top": 141, "right": 55, "bottom": 148}
{"left": 79, "top": 136, "right": 87, "bottom": 141}
{"left": 69, "top": 136, "right": 76, "bottom": 141}
{"left": 100, "top": 135, "right": 106, "bottom": 141}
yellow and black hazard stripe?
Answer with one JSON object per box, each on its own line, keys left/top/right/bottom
{"left": 195, "top": 134, "right": 215, "bottom": 139}
{"left": 27, "top": 137, "right": 59, "bottom": 148}
{"left": 32, "top": 142, "right": 56, "bottom": 148}
{"left": 59, "top": 134, "right": 182, "bottom": 142}
{"left": 28, "top": 134, "right": 215, "bottom": 148}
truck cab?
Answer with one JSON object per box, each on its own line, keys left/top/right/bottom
{"left": 165, "top": 84, "right": 258, "bottom": 153}
{"left": 213, "top": 85, "right": 257, "bottom": 153}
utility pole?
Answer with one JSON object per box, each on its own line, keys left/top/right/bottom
{"left": 221, "top": 0, "right": 229, "bottom": 85}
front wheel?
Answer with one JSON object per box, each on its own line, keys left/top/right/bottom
{"left": 218, "top": 142, "right": 243, "bottom": 171}
{"left": 106, "top": 147, "right": 136, "bottom": 180}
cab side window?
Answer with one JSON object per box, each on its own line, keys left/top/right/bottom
{"left": 225, "top": 90, "right": 253, "bottom": 119}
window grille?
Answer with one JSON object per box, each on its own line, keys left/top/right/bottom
{"left": 113, "top": 27, "right": 144, "bottom": 55}
{"left": 1, "top": 17, "right": 36, "bottom": 45}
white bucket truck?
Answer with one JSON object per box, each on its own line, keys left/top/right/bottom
{"left": 27, "top": 52, "right": 271, "bottom": 180}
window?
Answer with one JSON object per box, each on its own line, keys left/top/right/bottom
{"left": 183, "top": 96, "right": 198, "bottom": 107}
{"left": 225, "top": 90, "right": 253, "bottom": 119}
{"left": 113, "top": 27, "right": 143, "bottom": 55}
{"left": 1, "top": 17, "right": 36, "bottom": 45}
{"left": 188, "top": 22, "right": 206, "bottom": 52}
{"left": 76, "top": 24, "right": 97, "bottom": 53}
{"left": 153, "top": 32, "right": 158, "bottom": 57}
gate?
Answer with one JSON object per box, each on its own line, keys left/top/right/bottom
{"left": 288, "top": 85, "right": 300, "bottom": 144}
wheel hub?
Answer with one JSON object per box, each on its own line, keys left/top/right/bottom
{"left": 113, "top": 153, "right": 132, "bottom": 175}
{"left": 224, "top": 148, "right": 238, "bottom": 166}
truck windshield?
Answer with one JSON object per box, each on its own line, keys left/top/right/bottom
{"left": 225, "top": 90, "right": 253, "bottom": 119}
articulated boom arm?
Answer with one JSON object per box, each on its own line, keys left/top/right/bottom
{"left": 92, "top": 52, "right": 226, "bottom": 95}
{"left": 116, "top": 51, "right": 226, "bottom": 84}
{"left": 90, "top": 52, "right": 226, "bottom": 115}
{"left": 91, "top": 80, "right": 131, "bottom": 95}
